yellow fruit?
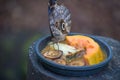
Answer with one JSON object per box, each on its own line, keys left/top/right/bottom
{"left": 66, "top": 35, "right": 104, "bottom": 65}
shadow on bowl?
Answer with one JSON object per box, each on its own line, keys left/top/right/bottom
{"left": 35, "top": 33, "right": 112, "bottom": 76}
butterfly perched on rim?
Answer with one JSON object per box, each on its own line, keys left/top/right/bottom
{"left": 48, "top": 0, "right": 71, "bottom": 42}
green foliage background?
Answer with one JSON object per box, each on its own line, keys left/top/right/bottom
{"left": 0, "top": 30, "right": 41, "bottom": 80}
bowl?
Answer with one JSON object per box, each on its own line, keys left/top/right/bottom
{"left": 35, "top": 33, "right": 112, "bottom": 76}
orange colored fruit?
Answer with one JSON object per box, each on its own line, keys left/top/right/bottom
{"left": 66, "top": 35, "right": 104, "bottom": 65}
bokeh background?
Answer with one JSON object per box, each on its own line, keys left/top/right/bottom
{"left": 0, "top": 0, "right": 120, "bottom": 80}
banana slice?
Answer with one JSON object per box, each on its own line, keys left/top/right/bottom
{"left": 50, "top": 43, "right": 80, "bottom": 55}
{"left": 68, "top": 58, "right": 85, "bottom": 66}
{"left": 43, "top": 50, "right": 63, "bottom": 59}
{"left": 54, "top": 59, "right": 66, "bottom": 65}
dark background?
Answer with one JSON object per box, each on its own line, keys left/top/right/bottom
{"left": 0, "top": 0, "right": 120, "bottom": 80}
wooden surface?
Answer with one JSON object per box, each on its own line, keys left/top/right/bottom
{"left": 27, "top": 36, "right": 120, "bottom": 80}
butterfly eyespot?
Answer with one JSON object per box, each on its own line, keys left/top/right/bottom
{"left": 62, "top": 23, "right": 65, "bottom": 30}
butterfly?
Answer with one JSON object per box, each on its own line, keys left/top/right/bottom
{"left": 48, "top": 0, "right": 71, "bottom": 42}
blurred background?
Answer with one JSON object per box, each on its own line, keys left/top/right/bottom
{"left": 0, "top": 0, "right": 120, "bottom": 80}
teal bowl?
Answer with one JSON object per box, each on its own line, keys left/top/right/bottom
{"left": 35, "top": 33, "right": 112, "bottom": 76}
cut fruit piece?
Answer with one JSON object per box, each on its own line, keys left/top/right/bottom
{"left": 43, "top": 50, "right": 63, "bottom": 59}
{"left": 66, "top": 35, "right": 105, "bottom": 65}
{"left": 54, "top": 59, "right": 66, "bottom": 65}
{"left": 68, "top": 58, "right": 85, "bottom": 66}
{"left": 50, "top": 43, "right": 80, "bottom": 55}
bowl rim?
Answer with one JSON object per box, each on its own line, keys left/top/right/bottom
{"left": 35, "top": 33, "right": 112, "bottom": 70}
